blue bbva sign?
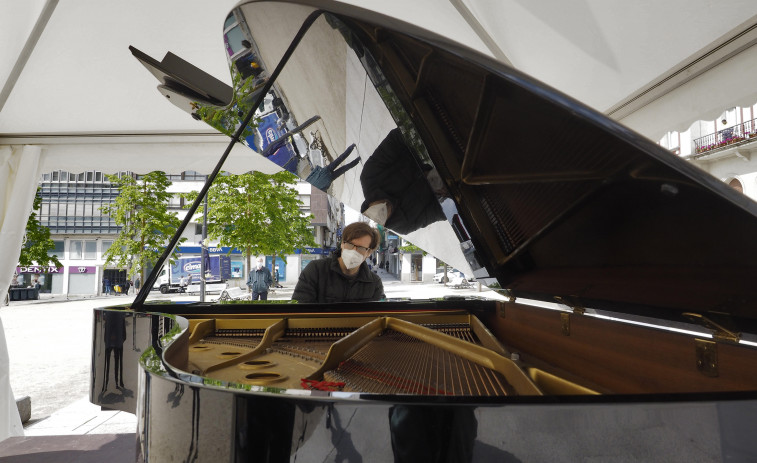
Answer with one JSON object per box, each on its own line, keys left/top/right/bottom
{"left": 177, "top": 246, "right": 242, "bottom": 254}
{"left": 294, "top": 247, "right": 336, "bottom": 255}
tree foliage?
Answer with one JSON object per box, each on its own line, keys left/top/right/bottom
{"left": 183, "top": 170, "right": 316, "bottom": 271}
{"left": 100, "top": 172, "right": 184, "bottom": 283}
{"left": 195, "top": 65, "right": 263, "bottom": 143}
{"left": 399, "top": 241, "right": 426, "bottom": 255}
{"left": 18, "top": 188, "right": 62, "bottom": 267}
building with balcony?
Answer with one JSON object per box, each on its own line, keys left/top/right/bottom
{"left": 659, "top": 104, "right": 757, "bottom": 200}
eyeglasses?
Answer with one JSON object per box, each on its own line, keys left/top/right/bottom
{"left": 343, "top": 241, "right": 371, "bottom": 254}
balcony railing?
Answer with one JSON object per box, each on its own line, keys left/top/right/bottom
{"left": 692, "top": 118, "right": 757, "bottom": 155}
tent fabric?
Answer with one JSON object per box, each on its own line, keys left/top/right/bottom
{"left": 0, "top": 145, "right": 43, "bottom": 441}
{"left": 1, "top": 1, "right": 757, "bottom": 140}
{"left": 29, "top": 136, "right": 285, "bottom": 176}
{"left": 0, "top": 316, "right": 23, "bottom": 441}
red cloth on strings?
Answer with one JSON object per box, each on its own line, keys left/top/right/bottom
{"left": 301, "top": 378, "right": 345, "bottom": 391}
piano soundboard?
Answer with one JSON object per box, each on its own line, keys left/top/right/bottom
{"left": 182, "top": 312, "right": 554, "bottom": 396}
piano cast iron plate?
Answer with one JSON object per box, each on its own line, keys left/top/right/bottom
{"left": 183, "top": 313, "right": 535, "bottom": 396}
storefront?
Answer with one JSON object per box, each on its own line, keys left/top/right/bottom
{"left": 297, "top": 247, "right": 333, "bottom": 267}
{"left": 265, "top": 256, "right": 287, "bottom": 283}
{"left": 292, "top": 247, "right": 335, "bottom": 283}
{"left": 299, "top": 255, "right": 318, "bottom": 272}
{"left": 383, "top": 235, "right": 400, "bottom": 275}
{"left": 177, "top": 245, "right": 243, "bottom": 284}
{"left": 411, "top": 254, "right": 423, "bottom": 281}
{"left": 15, "top": 266, "right": 64, "bottom": 294}
{"left": 68, "top": 266, "right": 97, "bottom": 295}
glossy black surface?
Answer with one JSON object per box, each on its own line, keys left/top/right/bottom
{"left": 112, "top": 309, "right": 757, "bottom": 462}
{"left": 90, "top": 309, "right": 151, "bottom": 413}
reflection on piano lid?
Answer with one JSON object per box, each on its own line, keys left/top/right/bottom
{"left": 89, "top": 2, "right": 757, "bottom": 461}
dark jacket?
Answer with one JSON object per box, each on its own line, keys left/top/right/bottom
{"left": 360, "top": 128, "right": 445, "bottom": 234}
{"left": 292, "top": 256, "right": 384, "bottom": 303}
{"left": 247, "top": 267, "right": 272, "bottom": 293}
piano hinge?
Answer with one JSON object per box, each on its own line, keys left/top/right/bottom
{"left": 694, "top": 339, "right": 718, "bottom": 377}
{"left": 682, "top": 312, "right": 740, "bottom": 343}
{"left": 561, "top": 312, "right": 570, "bottom": 336}
{"left": 554, "top": 296, "right": 585, "bottom": 315}
{"left": 498, "top": 303, "right": 506, "bottom": 318}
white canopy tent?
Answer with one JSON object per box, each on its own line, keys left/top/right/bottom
{"left": 2, "top": 0, "right": 757, "bottom": 440}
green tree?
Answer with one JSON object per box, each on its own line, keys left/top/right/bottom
{"left": 100, "top": 172, "right": 185, "bottom": 285}
{"left": 399, "top": 242, "right": 426, "bottom": 255}
{"left": 18, "top": 188, "right": 62, "bottom": 267}
{"left": 183, "top": 170, "right": 316, "bottom": 275}
{"left": 195, "top": 65, "right": 263, "bottom": 142}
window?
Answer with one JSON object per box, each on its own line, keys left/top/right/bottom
{"left": 49, "top": 240, "right": 64, "bottom": 258}
{"left": 38, "top": 170, "right": 122, "bottom": 234}
{"left": 168, "top": 195, "right": 182, "bottom": 208}
{"left": 183, "top": 171, "right": 207, "bottom": 181}
{"left": 102, "top": 240, "right": 113, "bottom": 254}
{"left": 84, "top": 241, "right": 97, "bottom": 259}
{"left": 70, "top": 240, "right": 97, "bottom": 259}
{"left": 224, "top": 13, "right": 236, "bottom": 30}
{"left": 70, "top": 240, "right": 83, "bottom": 259}
{"left": 225, "top": 25, "right": 246, "bottom": 57}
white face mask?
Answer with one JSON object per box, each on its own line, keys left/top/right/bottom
{"left": 426, "top": 169, "right": 447, "bottom": 195}
{"left": 257, "top": 261, "right": 263, "bottom": 269}
{"left": 341, "top": 248, "right": 366, "bottom": 269}
{"left": 363, "top": 202, "right": 388, "bottom": 225}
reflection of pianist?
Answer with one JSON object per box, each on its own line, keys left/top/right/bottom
{"left": 102, "top": 311, "right": 127, "bottom": 390}
{"left": 360, "top": 128, "right": 445, "bottom": 234}
{"left": 389, "top": 405, "right": 477, "bottom": 463}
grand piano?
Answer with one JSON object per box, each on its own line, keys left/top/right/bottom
{"left": 90, "top": 1, "right": 757, "bottom": 461}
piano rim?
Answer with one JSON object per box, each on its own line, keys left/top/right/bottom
{"left": 125, "top": 306, "right": 757, "bottom": 406}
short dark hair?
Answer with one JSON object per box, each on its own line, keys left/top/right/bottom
{"left": 342, "top": 222, "right": 379, "bottom": 250}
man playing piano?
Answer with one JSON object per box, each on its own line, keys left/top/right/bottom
{"left": 292, "top": 222, "right": 384, "bottom": 303}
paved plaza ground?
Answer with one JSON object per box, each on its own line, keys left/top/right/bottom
{"left": 1, "top": 270, "right": 503, "bottom": 435}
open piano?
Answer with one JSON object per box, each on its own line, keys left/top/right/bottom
{"left": 90, "top": 1, "right": 757, "bottom": 461}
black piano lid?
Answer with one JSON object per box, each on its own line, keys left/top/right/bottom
{"left": 354, "top": 15, "right": 757, "bottom": 326}
{"left": 132, "top": 1, "right": 757, "bottom": 330}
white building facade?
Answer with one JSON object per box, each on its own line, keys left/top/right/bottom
{"left": 22, "top": 170, "right": 343, "bottom": 296}
{"left": 660, "top": 103, "right": 757, "bottom": 201}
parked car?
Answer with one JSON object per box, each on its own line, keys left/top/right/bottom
{"left": 447, "top": 272, "right": 470, "bottom": 287}
{"left": 434, "top": 268, "right": 465, "bottom": 284}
